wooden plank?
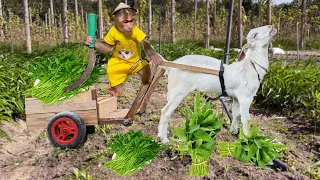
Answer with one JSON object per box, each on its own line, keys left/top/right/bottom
{"left": 160, "top": 61, "right": 219, "bottom": 75}
{"left": 26, "top": 110, "right": 98, "bottom": 129}
{"left": 97, "top": 96, "right": 117, "bottom": 118}
{"left": 99, "top": 109, "right": 129, "bottom": 120}
{"left": 25, "top": 91, "right": 96, "bottom": 114}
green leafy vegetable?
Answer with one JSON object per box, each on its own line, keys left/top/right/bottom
{"left": 171, "top": 93, "right": 222, "bottom": 176}
{"left": 218, "top": 125, "right": 287, "bottom": 168}
{"left": 105, "top": 130, "right": 167, "bottom": 176}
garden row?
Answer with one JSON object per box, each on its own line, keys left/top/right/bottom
{"left": 0, "top": 41, "right": 319, "bottom": 139}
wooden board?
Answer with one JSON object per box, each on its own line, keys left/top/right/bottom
{"left": 98, "top": 109, "right": 130, "bottom": 125}
{"left": 97, "top": 96, "right": 117, "bottom": 118}
{"left": 26, "top": 109, "right": 98, "bottom": 129}
{"left": 25, "top": 90, "right": 96, "bottom": 115}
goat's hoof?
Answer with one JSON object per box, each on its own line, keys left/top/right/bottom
{"left": 230, "top": 129, "right": 239, "bottom": 136}
{"left": 158, "top": 136, "right": 170, "bottom": 144}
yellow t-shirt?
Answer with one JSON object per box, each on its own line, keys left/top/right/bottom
{"left": 104, "top": 25, "right": 147, "bottom": 63}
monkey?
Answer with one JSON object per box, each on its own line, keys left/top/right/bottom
{"left": 85, "top": 3, "right": 162, "bottom": 98}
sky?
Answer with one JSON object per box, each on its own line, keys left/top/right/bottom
{"left": 273, "top": 0, "right": 294, "bottom": 5}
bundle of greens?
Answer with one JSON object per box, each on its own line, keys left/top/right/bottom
{"left": 171, "top": 93, "right": 222, "bottom": 176}
{"left": 25, "top": 45, "right": 106, "bottom": 104}
{"left": 105, "top": 130, "right": 167, "bottom": 176}
{"left": 218, "top": 125, "right": 287, "bottom": 168}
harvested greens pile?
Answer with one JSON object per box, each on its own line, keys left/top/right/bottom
{"left": 218, "top": 125, "right": 287, "bottom": 168}
{"left": 171, "top": 93, "right": 222, "bottom": 176}
{"left": 25, "top": 45, "right": 106, "bottom": 104}
{"left": 105, "top": 130, "right": 167, "bottom": 176}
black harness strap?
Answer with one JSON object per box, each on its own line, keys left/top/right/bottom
{"left": 250, "top": 61, "right": 268, "bottom": 82}
{"left": 219, "top": 61, "right": 228, "bottom": 97}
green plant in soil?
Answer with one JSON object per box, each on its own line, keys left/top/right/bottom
{"left": 170, "top": 93, "right": 222, "bottom": 176}
{"left": 218, "top": 125, "right": 287, "bottom": 168}
{"left": 256, "top": 59, "right": 320, "bottom": 121}
{"left": 24, "top": 46, "right": 106, "bottom": 104}
{"left": 104, "top": 130, "right": 167, "bottom": 176}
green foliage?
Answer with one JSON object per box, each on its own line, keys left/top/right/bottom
{"left": 171, "top": 93, "right": 222, "bottom": 176}
{"left": 24, "top": 44, "right": 106, "bottom": 104}
{"left": 218, "top": 125, "right": 287, "bottom": 168}
{"left": 256, "top": 60, "right": 320, "bottom": 121}
{"left": 73, "top": 169, "right": 93, "bottom": 180}
{"left": 105, "top": 130, "right": 167, "bottom": 176}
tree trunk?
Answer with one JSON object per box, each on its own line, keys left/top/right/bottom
{"left": 193, "top": 0, "right": 197, "bottom": 38}
{"left": 148, "top": 0, "right": 151, "bottom": 39}
{"left": 170, "top": 0, "right": 175, "bottom": 43}
{"left": 50, "top": 0, "right": 54, "bottom": 26}
{"left": 81, "top": 5, "right": 84, "bottom": 30}
{"left": 237, "top": 0, "right": 242, "bottom": 48}
{"left": 98, "top": 0, "right": 103, "bottom": 39}
{"left": 267, "top": 0, "right": 271, "bottom": 25}
{"left": 0, "top": 0, "right": 4, "bottom": 38}
{"left": 212, "top": 0, "right": 216, "bottom": 35}
{"left": 8, "top": 9, "right": 13, "bottom": 52}
{"left": 125, "top": 0, "right": 128, "bottom": 4}
{"left": 300, "top": 0, "right": 306, "bottom": 49}
{"left": 205, "top": 0, "right": 210, "bottom": 48}
{"left": 75, "top": 0, "right": 79, "bottom": 39}
{"left": 23, "top": 0, "right": 32, "bottom": 53}
{"left": 62, "top": 0, "right": 68, "bottom": 43}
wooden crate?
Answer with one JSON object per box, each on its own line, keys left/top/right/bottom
{"left": 25, "top": 88, "right": 124, "bottom": 129}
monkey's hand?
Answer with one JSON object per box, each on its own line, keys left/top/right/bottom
{"left": 84, "top": 36, "right": 93, "bottom": 46}
{"left": 149, "top": 53, "right": 163, "bottom": 65}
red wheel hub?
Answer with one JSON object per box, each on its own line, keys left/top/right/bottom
{"left": 51, "top": 117, "right": 79, "bottom": 145}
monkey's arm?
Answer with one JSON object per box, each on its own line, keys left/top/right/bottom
{"left": 94, "top": 39, "right": 115, "bottom": 54}
{"left": 141, "top": 39, "right": 163, "bottom": 65}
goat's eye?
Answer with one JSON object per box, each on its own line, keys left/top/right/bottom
{"left": 253, "top": 33, "right": 258, "bottom": 38}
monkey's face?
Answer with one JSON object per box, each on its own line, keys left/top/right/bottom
{"left": 113, "top": 9, "right": 136, "bottom": 34}
{"left": 119, "top": 17, "right": 135, "bottom": 33}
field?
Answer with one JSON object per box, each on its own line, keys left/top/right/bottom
{"left": 0, "top": 71, "right": 319, "bottom": 179}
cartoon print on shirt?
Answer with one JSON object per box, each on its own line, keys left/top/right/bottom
{"left": 115, "top": 41, "right": 136, "bottom": 60}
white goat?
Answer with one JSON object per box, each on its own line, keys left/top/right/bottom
{"left": 158, "top": 25, "right": 277, "bottom": 143}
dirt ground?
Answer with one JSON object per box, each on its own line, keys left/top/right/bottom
{"left": 0, "top": 75, "right": 319, "bottom": 180}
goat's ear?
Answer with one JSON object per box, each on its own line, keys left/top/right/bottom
{"left": 237, "top": 50, "right": 246, "bottom": 62}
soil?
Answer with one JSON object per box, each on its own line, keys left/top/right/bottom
{"left": 0, "top": 75, "right": 319, "bottom": 180}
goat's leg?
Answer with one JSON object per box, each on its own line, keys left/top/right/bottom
{"left": 238, "top": 97, "right": 253, "bottom": 136}
{"left": 158, "top": 89, "right": 189, "bottom": 143}
{"left": 230, "top": 97, "right": 240, "bottom": 134}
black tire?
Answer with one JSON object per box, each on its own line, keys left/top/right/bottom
{"left": 47, "top": 111, "right": 86, "bottom": 148}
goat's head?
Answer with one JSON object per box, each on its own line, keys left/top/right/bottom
{"left": 246, "top": 25, "right": 277, "bottom": 48}
{"left": 238, "top": 25, "right": 277, "bottom": 61}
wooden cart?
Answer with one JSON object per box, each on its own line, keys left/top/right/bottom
{"left": 25, "top": 87, "right": 133, "bottom": 148}
{"left": 25, "top": 65, "right": 166, "bottom": 148}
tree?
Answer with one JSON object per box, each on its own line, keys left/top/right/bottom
{"left": 62, "top": 0, "right": 68, "bottom": 43}
{"left": 0, "top": 0, "right": 4, "bottom": 38}
{"left": 170, "top": 0, "right": 175, "bottom": 43}
{"left": 300, "top": 0, "right": 306, "bottom": 49}
{"left": 75, "top": 0, "right": 79, "bottom": 39}
{"left": 205, "top": 0, "right": 210, "bottom": 48}
{"left": 50, "top": 0, "right": 54, "bottom": 26}
{"left": 98, "top": 0, "right": 103, "bottom": 39}
{"left": 212, "top": 0, "right": 216, "bottom": 35}
{"left": 237, "top": 0, "right": 243, "bottom": 48}
{"left": 148, "top": 0, "right": 151, "bottom": 39}
{"left": 193, "top": 0, "right": 197, "bottom": 38}
{"left": 267, "top": 0, "right": 271, "bottom": 24}
{"left": 23, "top": 0, "right": 31, "bottom": 52}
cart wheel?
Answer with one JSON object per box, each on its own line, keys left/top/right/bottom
{"left": 47, "top": 112, "right": 86, "bottom": 148}
{"left": 123, "top": 119, "right": 131, "bottom": 126}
